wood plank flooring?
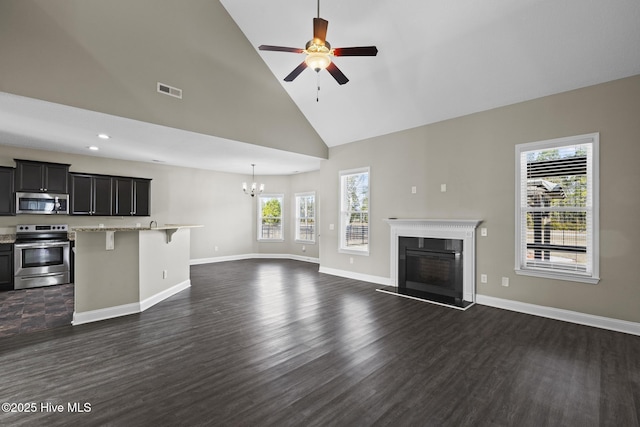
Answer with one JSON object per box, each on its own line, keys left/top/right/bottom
{"left": 1, "top": 259, "right": 639, "bottom": 426}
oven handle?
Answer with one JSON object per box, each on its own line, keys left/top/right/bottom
{"left": 14, "top": 241, "right": 70, "bottom": 250}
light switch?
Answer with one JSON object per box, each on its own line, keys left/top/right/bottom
{"left": 440, "top": 184, "right": 447, "bottom": 192}
{"left": 501, "top": 277, "right": 510, "bottom": 287}
{"left": 411, "top": 186, "right": 417, "bottom": 194}
{"left": 481, "top": 227, "right": 487, "bottom": 237}
{"left": 329, "top": 223, "right": 335, "bottom": 230}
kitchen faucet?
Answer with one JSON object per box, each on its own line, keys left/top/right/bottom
{"left": 149, "top": 220, "right": 157, "bottom": 228}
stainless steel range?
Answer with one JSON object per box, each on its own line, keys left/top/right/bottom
{"left": 14, "top": 224, "right": 71, "bottom": 289}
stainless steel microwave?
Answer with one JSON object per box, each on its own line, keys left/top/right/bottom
{"left": 15, "top": 192, "right": 69, "bottom": 215}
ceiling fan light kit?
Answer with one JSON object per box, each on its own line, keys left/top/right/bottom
{"left": 258, "top": 1, "right": 377, "bottom": 86}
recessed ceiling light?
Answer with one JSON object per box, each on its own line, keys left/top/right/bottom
{"left": 88, "top": 146, "right": 99, "bottom": 151}
{"left": 97, "top": 133, "right": 110, "bottom": 139}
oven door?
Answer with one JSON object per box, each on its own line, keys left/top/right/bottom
{"left": 14, "top": 240, "right": 71, "bottom": 278}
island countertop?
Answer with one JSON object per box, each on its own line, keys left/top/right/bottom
{"left": 71, "top": 224, "right": 203, "bottom": 232}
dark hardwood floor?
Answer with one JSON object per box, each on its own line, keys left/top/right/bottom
{"left": 1, "top": 259, "right": 638, "bottom": 426}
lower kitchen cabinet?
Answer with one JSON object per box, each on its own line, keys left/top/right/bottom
{"left": 0, "top": 244, "right": 13, "bottom": 291}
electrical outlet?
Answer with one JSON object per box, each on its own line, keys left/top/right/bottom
{"left": 481, "top": 227, "right": 487, "bottom": 237}
{"left": 501, "top": 277, "right": 509, "bottom": 287}
{"left": 411, "top": 186, "right": 417, "bottom": 194}
{"left": 163, "top": 270, "right": 168, "bottom": 279}
{"left": 480, "top": 274, "right": 487, "bottom": 283}
{"left": 440, "top": 183, "right": 447, "bottom": 192}
{"left": 302, "top": 245, "right": 306, "bottom": 252}
{"left": 350, "top": 257, "right": 354, "bottom": 264}
{"left": 214, "top": 246, "right": 219, "bottom": 252}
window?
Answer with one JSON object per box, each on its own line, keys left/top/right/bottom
{"left": 339, "top": 167, "right": 369, "bottom": 255}
{"left": 258, "top": 194, "right": 284, "bottom": 241}
{"left": 295, "top": 192, "right": 316, "bottom": 243}
{"left": 515, "top": 133, "right": 599, "bottom": 284}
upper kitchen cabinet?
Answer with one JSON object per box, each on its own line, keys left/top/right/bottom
{"left": 112, "top": 177, "right": 151, "bottom": 217}
{"left": 15, "top": 159, "right": 70, "bottom": 194}
{"left": 0, "top": 167, "right": 15, "bottom": 216}
{"left": 69, "top": 173, "right": 113, "bottom": 216}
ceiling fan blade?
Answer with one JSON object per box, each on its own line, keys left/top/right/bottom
{"left": 259, "top": 45, "right": 304, "bottom": 54}
{"left": 333, "top": 46, "right": 378, "bottom": 57}
{"left": 326, "top": 62, "right": 349, "bottom": 85}
{"left": 284, "top": 61, "right": 308, "bottom": 82}
{"left": 313, "top": 18, "right": 328, "bottom": 45}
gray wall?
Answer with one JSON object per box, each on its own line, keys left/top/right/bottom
{"left": 0, "top": 145, "right": 256, "bottom": 260}
{"left": 0, "top": 144, "right": 320, "bottom": 261}
{"left": 319, "top": 74, "right": 640, "bottom": 324}
{"left": 0, "top": 0, "right": 328, "bottom": 159}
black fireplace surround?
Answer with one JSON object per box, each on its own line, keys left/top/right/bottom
{"left": 398, "top": 237, "right": 468, "bottom": 308}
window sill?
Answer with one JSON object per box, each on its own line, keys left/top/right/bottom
{"left": 339, "top": 248, "right": 369, "bottom": 256}
{"left": 295, "top": 240, "right": 316, "bottom": 245}
{"left": 515, "top": 268, "right": 600, "bottom": 285}
{"left": 258, "top": 239, "right": 284, "bottom": 243}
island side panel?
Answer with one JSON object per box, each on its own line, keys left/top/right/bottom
{"left": 74, "top": 231, "right": 140, "bottom": 313}
{"left": 138, "top": 228, "right": 190, "bottom": 301}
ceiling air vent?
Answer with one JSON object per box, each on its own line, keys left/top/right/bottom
{"left": 157, "top": 82, "right": 182, "bottom": 99}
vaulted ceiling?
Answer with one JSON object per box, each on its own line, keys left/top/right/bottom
{"left": 1, "top": 0, "right": 639, "bottom": 174}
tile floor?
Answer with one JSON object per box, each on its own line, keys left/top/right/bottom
{"left": 0, "top": 284, "right": 74, "bottom": 338}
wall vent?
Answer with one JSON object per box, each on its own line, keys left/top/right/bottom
{"left": 157, "top": 82, "right": 182, "bottom": 99}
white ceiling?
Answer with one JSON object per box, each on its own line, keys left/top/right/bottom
{"left": 0, "top": 92, "right": 322, "bottom": 176}
{"left": 224, "top": 0, "right": 640, "bottom": 147}
{"left": 2, "top": 0, "right": 639, "bottom": 174}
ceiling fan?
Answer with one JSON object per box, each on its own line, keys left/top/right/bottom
{"left": 258, "top": 1, "right": 378, "bottom": 85}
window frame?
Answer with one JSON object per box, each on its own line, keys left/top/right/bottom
{"left": 514, "top": 133, "right": 600, "bottom": 284}
{"left": 257, "top": 193, "right": 285, "bottom": 242}
{"left": 339, "top": 167, "right": 370, "bottom": 256}
{"left": 294, "top": 192, "right": 316, "bottom": 244}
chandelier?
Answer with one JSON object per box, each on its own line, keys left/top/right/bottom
{"left": 243, "top": 164, "right": 264, "bottom": 197}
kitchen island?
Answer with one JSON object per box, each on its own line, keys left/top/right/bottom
{"left": 71, "top": 224, "right": 202, "bottom": 325}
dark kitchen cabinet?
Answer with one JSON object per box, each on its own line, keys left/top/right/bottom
{"left": 113, "top": 177, "right": 151, "bottom": 216}
{"left": 15, "top": 159, "right": 70, "bottom": 193}
{"left": 0, "top": 167, "right": 15, "bottom": 216}
{"left": 0, "top": 244, "right": 13, "bottom": 291}
{"left": 69, "top": 173, "right": 113, "bottom": 216}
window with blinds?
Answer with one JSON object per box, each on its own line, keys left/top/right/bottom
{"left": 515, "top": 133, "right": 600, "bottom": 284}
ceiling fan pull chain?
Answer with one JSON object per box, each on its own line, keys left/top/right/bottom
{"left": 316, "top": 73, "right": 321, "bottom": 102}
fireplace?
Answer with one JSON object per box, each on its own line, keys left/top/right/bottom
{"left": 400, "top": 237, "right": 464, "bottom": 304}
{"left": 382, "top": 219, "right": 481, "bottom": 310}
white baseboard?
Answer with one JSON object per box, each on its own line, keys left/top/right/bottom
{"left": 140, "top": 279, "right": 191, "bottom": 312}
{"left": 72, "top": 302, "right": 140, "bottom": 326}
{"left": 476, "top": 294, "right": 640, "bottom": 336}
{"left": 73, "top": 279, "right": 191, "bottom": 326}
{"left": 191, "top": 254, "right": 319, "bottom": 265}
{"left": 318, "top": 266, "right": 394, "bottom": 287}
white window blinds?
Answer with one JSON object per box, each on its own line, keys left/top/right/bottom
{"left": 515, "top": 133, "right": 599, "bottom": 284}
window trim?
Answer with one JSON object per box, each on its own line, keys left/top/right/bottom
{"left": 257, "top": 193, "right": 285, "bottom": 242}
{"left": 339, "top": 167, "right": 370, "bottom": 256}
{"left": 514, "top": 133, "right": 600, "bottom": 284}
{"left": 294, "top": 191, "right": 316, "bottom": 244}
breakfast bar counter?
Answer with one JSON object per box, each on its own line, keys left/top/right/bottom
{"left": 71, "top": 224, "right": 202, "bottom": 325}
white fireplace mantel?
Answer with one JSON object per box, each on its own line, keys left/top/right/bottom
{"left": 384, "top": 218, "right": 482, "bottom": 304}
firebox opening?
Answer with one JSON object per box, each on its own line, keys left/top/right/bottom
{"left": 398, "top": 237, "right": 470, "bottom": 308}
